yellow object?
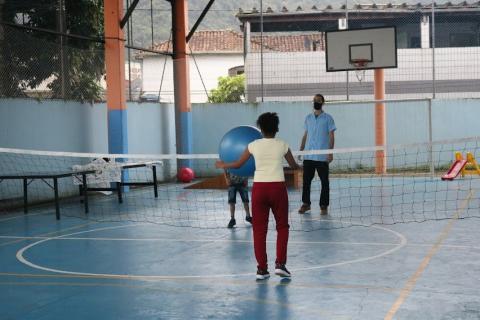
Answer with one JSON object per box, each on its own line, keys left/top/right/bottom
{"left": 455, "top": 152, "right": 480, "bottom": 177}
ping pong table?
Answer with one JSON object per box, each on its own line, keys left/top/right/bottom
{"left": 0, "top": 170, "right": 95, "bottom": 220}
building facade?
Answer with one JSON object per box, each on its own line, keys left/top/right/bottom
{"left": 236, "top": 3, "right": 480, "bottom": 102}
{"left": 138, "top": 30, "right": 325, "bottom": 103}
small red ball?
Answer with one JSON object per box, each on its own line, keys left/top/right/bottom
{"left": 178, "top": 167, "right": 195, "bottom": 183}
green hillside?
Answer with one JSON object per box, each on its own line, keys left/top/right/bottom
{"left": 129, "top": 0, "right": 340, "bottom": 47}
{"left": 129, "top": 0, "right": 448, "bottom": 48}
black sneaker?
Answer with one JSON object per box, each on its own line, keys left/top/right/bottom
{"left": 227, "top": 218, "right": 236, "bottom": 228}
{"left": 274, "top": 264, "right": 291, "bottom": 278}
{"left": 256, "top": 268, "right": 270, "bottom": 280}
{"left": 245, "top": 216, "right": 252, "bottom": 223}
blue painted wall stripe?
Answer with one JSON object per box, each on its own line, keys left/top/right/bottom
{"left": 179, "top": 111, "right": 193, "bottom": 168}
{"left": 180, "top": 111, "right": 193, "bottom": 154}
{"left": 108, "top": 109, "right": 129, "bottom": 190}
{"left": 108, "top": 109, "right": 128, "bottom": 155}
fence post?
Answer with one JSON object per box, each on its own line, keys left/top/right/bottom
{"left": 374, "top": 70, "right": 386, "bottom": 174}
{"left": 260, "top": 0, "right": 264, "bottom": 102}
{"left": 431, "top": 0, "right": 436, "bottom": 99}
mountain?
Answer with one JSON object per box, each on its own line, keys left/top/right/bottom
{"left": 128, "top": 0, "right": 450, "bottom": 48}
{"left": 129, "top": 0, "right": 342, "bottom": 47}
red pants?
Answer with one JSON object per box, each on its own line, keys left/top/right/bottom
{"left": 251, "top": 182, "right": 289, "bottom": 270}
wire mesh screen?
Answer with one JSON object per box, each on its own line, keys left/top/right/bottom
{"left": 2, "top": 1, "right": 480, "bottom": 103}
{"left": 0, "top": 23, "right": 105, "bottom": 102}
{"left": 1, "top": 137, "right": 480, "bottom": 230}
{"left": 0, "top": 1, "right": 169, "bottom": 103}
{"left": 123, "top": 0, "right": 480, "bottom": 103}
{"left": 241, "top": 0, "right": 480, "bottom": 102}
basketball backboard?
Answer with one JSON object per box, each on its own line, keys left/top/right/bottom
{"left": 325, "top": 26, "right": 397, "bottom": 72}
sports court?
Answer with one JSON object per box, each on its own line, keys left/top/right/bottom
{"left": 1, "top": 176, "right": 480, "bottom": 319}
{"left": 1, "top": 152, "right": 480, "bottom": 319}
{"left": 1, "top": 1, "right": 480, "bottom": 319}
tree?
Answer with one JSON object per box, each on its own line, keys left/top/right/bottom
{"left": 208, "top": 74, "right": 245, "bottom": 103}
{"left": 0, "top": 0, "right": 104, "bottom": 102}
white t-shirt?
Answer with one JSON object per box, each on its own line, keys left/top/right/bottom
{"left": 248, "top": 138, "right": 289, "bottom": 182}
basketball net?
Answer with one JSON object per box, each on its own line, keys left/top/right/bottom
{"left": 351, "top": 59, "right": 369, "bottom": 82}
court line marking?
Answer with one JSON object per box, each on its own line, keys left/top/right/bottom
{"left": 0, "top": 272, "right": 397, "bottom": 292}
{"left": 0, "top": 280, "right": 348, "bottom": 319}
{"left": 0, "top": 221, "right": 95, "bottom": 248}
{"left": 4, "top": 234, "right": 478, "bottom": 250}
{"left": 0, "top": 211, "right": 46, "bottom": 222}
{"left": 384, "top": 190, "right": 474, "bottom": 320}
{"left": 0, "top": 280, "right": 152, "bottom": 289}
{"left": 0, "top": 235, "right": 400, "bottom": 246}
{"left": 16, "top": 223, "right": 406, "bottom": 279}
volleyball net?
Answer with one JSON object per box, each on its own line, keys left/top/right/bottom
{"left": 1, "top": 137, "right": 479, "bottom": 230}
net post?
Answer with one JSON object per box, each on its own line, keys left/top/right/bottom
{"left": 427, "top": 98, "right": 435, "bottom": 177}
{"left": 374, "top": 69, "right": 386, "bottom": 174}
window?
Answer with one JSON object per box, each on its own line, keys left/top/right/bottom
{"left": 410, "top": 36, "right": 420, "bottom": 48}
{"left": 449, "top": 33, "right": 476, "bottom": 47}
{"left": 228, "top": 66, "right": 245, "bottom": 77}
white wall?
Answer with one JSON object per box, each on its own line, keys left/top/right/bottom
{"left": 247, "top": 48, "right": 480, "bottom": 83}
{"left": 246, "top": 47, "right": 480, "bottom": 101}
{"left": 3, "top": 98, "right": 479, "bottom": 155}
{"left": 0, "top": 99, "right": 175, "bottom": 154}
{"left": 2, "top": 98, "right": 479, "bottom": 203}
{"left": 141, "top": 53, "right": 245, "bottom": 103}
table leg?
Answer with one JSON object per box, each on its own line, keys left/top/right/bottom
{"left": 23, "top": 178, "right": 28, "bottom": 214}
{"left": 53, "top": 178, "right": 60, "bottom": 220}
{"left": 117, "top": 182, "right": 123, "bottom": 203}
{"left": 79, "top": 185, "right": 84, "bottom": 203}
{"left": 153, "top": 165, "right": 158, "bottom": 198}
{"left": 82, "top": 174, "right": 89, "bottom": 214}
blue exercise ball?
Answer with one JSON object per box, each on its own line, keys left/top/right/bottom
{"left": 219, "top": 126, "right": 262, "bottom": 176}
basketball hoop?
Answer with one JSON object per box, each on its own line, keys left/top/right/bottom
{"left": 351, "top": 59, "right": 370, "bottom": 82}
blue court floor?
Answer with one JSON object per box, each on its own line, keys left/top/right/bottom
{"left": 1, "top": 199, "right": 480, "bottom": 320}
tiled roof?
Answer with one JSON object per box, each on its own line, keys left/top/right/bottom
{"left": 151, "top": 30, "right": 241, "bottom": 53}
{"left": 147, "top": 30, "right": 324, "bottom": 55}
{"left": 237, "top": 1, "right": 480, "bottom": 14}
{"left": 253, "top": 33, "right": 324, "bottom": 52}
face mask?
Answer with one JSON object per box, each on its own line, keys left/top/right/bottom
{"left": 313, "top": 102, "right": 323, "bottom": 110}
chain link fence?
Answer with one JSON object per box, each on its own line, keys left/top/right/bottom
{"left": 1, "top": 1, "right": 480, "bottom": 103}
{"left": 0, "top": 0, "right": 167, "bottom": 103}
{"left": 0, "top": 23, "right": 105, "bottom": 102}
{"left": 242, "top": 0, "right": 480, "bottom": 102}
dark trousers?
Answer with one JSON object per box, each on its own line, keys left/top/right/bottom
{"left": 302, "top": 160, "right": 330, "bottom": 207}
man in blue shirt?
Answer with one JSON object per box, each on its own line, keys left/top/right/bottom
{"left": 298, "top": 94, "right": 336, "bottom": 215}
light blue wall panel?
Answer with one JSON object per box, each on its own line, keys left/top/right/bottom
{"left": 0, "top": 99, "right": 107, "bottom": 152}
{"left": 126, "top": 102, "right": 176, "bottom": 155}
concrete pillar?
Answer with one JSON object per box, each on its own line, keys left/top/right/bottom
{"left": 104, "top": 0, "right": 128, "bottom": 155}
{"left": 421, "top": 15, "right": 430, "bottom": 49}
{"left": 172, "top": 0, "right": 192, "bottom": 166}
